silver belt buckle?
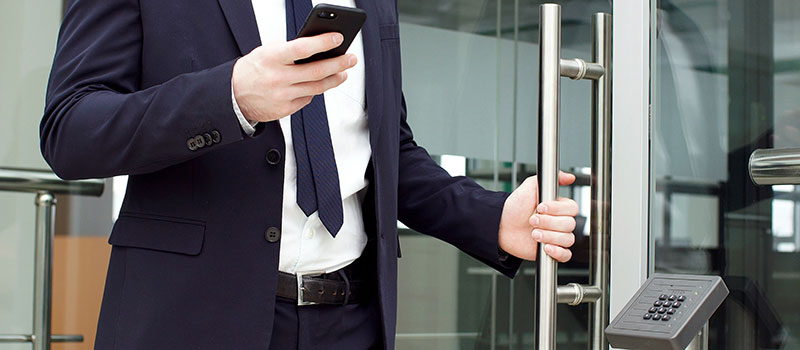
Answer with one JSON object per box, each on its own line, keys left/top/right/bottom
{"left": 296, "top": 270, "right": 325, "bottom": 306}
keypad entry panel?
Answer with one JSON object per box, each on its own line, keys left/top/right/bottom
{"left": 605, "top": 274, "right": 729, "bottom": 350}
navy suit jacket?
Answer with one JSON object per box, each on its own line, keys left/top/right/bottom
{"left": 41, "top": 0, "right": 521, "bottom": 348}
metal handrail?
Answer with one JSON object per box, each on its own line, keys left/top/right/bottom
{"left": 0, "top": 167, "right": 103, "bottom": 195}
{"left": 0, "top": 167, "right": 104, "bottom": 350}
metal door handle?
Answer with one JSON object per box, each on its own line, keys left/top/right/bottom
{"left": 535, "top": 4, "right": 612, "bottom": 350}
{"left": 749, "top": 148, "right": 800, "bottom": 185}
{"left": 535, "top": 5, "right": 562, "bottom": 348}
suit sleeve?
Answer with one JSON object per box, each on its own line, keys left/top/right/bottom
{"left": 396, "top": 95, "right": 522, "bottom": 278}
{"left": 40, "top": 0, "right": 246, "bottom": 180}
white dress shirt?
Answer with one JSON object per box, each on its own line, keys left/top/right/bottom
{"left": 232, "top": 0, "right": 372, "bottom": 274}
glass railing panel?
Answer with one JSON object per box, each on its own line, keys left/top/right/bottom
{"left": 0, "top": 1, "right": 64, "bottom": 350}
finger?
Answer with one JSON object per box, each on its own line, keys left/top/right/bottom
{"left": 290, "top": 72, "right": 348, "bottom": 97}
{"left": 543, "top": 244, "right": 573, "bottom": 263}
{"left": 532, "top": 229, "right": 575, "bottom": 248}
{"left": 282, "top": 33, "right": 344, "bottom": 63}
{"left": 535, "top": 198, "right": 579, "bottom": 216}
{"left": 529, "top": 214, "right": 576, "bottom": 233}
{"left": 558, "top": 171, "right": 576, "bottom": 186}
{"left": 290, "top": 54, "right": 356, "bottom": 84}
{"left": 285, "top": 96, "right": 313, "bottom": 116}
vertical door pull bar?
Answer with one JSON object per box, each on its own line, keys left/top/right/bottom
{"left": 535, "top": 4, "right": 561, "bottom": 350}
{"left": 589, "top": 13, "right": 612, "bottom": 350}
{"left": 534, "top": 4, "right": 612, "bottom": 350}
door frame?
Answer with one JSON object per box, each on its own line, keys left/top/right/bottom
{"left": 608, "top": 0, "right": 655, "bottom": 321}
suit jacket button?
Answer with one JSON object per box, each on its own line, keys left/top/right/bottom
{"left": 203, "top": 133, "right": 213, "bottom": 146}
{"left": 194, "top": 135, "right": 206, "bottom": 148}
{"left": 265, "top": 227, "right": 281, "bottom": 242}
{"left": 266, "top": 149, "right": 281, "bottom": 165}
{"left": 211, "top": 130, "right": 221, "bottom": 143}
{"left": 187, "top": 138, "right": 198, "bottom": 151}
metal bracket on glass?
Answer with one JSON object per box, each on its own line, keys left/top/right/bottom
{"left": 536, "top": 4, "right": 612, "bottom": 350}
{"left": 0, "top": 168, "right": 104, "bottom": 350}
{"left": 749, "top": 148, "right": 800, "bottom": 185}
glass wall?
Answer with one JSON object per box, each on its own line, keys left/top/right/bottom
{"left": 395, "top": 0, "right": 610, "bottom": 348}
{"left": 652, "top": 0, "right": 800, "bottom": 348}
{"left": 1, "top": 2, "right": 63, "bottom": 350}
{"left": 1, "top": 2, "right": 116, "bottom": 350}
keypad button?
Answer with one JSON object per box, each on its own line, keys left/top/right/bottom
{"left": 659, "top": 294, "right": 668, "bottom": 300}
{"left": 653, "top": 300, "right": 663, "bottom": 307}
{"left": 667, "top": 308, "right": 675, "bottom": 314}
{"left": 678, "top": 295, "right": 686, "bottom": 302}
{"left": 653, "top": 314, "right": 662, "bottom": 320}
{"left": 662, "top": 315, "right": 671, "bottom": 321}
{"left": 643, "top": 313, "right": 652, "bottom": 320}
{"left": 673, "top": 302, "right": 681, "bottom": 308}
{"left": 648, "top": 307, "right": 657, "bottom": 313}
{"left": 657, "top": 307, "right": 666, "bottom": 313}
{"left": 664, "top": 301, "right": 672, "bottom": 307}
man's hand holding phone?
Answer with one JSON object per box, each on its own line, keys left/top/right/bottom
{"left": 231, "top": 32, "right": 357, "bottom": 123}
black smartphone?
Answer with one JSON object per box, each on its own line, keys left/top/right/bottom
{"left": 294, "top": 4, "right": 367, "bottom": 64}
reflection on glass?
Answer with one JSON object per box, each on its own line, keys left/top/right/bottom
{"left": 653, "top": 0, "right": 800, "bottom": 348}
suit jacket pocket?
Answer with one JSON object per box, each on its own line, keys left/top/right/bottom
{"left": 109, "top": 213, "right": 206, "bottom": 256}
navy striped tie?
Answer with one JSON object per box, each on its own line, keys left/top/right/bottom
{"left": 286, "top": 0, "right": 344, "bottom": 237}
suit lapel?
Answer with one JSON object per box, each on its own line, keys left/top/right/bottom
{"left": 355, "top": 0, "right": 384, "bottom": 148}
{"left": 218, "top": 0, "right": 262, "bottom": 55}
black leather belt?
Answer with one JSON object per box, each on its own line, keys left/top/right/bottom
{"left": 276, "top": 265, "right": 371, "bottom": 306}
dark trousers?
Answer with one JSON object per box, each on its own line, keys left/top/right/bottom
{"left": 268, "top": 296, "right": 383, "bottom": 350}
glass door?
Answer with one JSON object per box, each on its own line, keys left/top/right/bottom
{"left": 652, "top": 0, "right": 800, "bottom": 348}
{"left": 394, "top": 0, "right": 612, "bottom": 348}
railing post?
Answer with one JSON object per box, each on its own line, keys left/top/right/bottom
{"left": 33, "top": 191, "right": 56, "bottom": 350}
{"left": 0, "top": 169, "right": 100, "bottom": 346}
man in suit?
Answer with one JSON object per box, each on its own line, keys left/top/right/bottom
{"left": 41, "top": 0, "right": 579, "bottom": 349}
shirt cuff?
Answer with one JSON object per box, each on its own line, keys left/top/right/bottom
{"left": 231, "top": 84, "right": 258, "bottom": 136}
